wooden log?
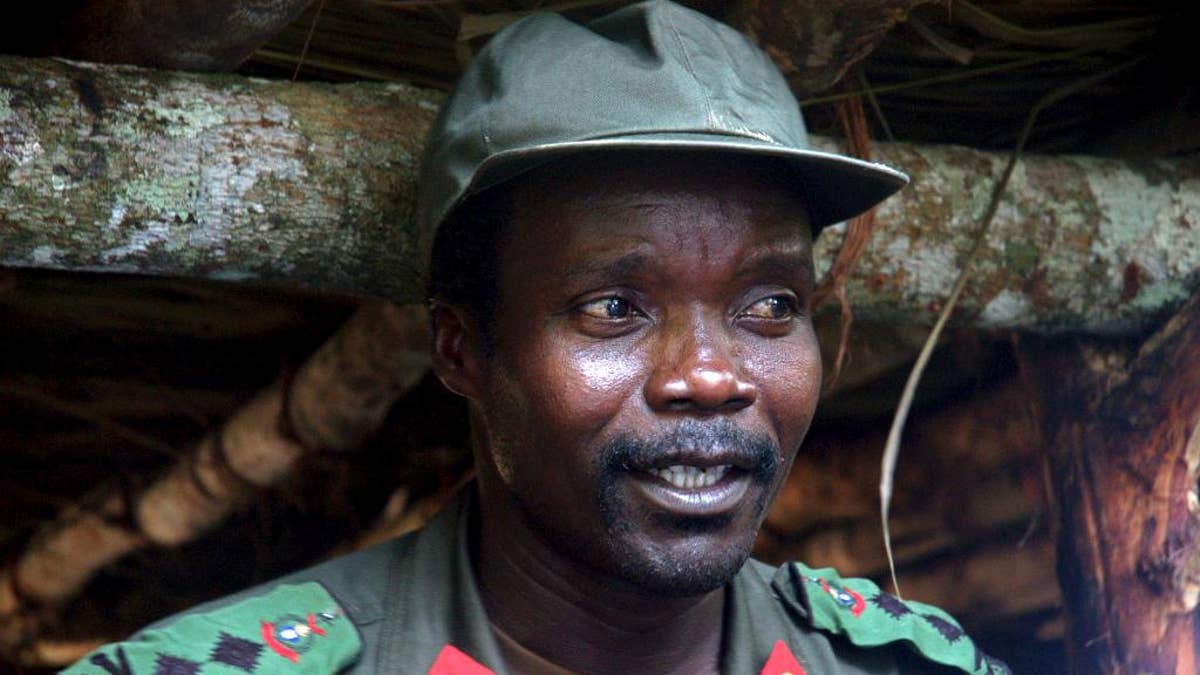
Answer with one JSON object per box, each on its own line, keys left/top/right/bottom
{"left": 1023, "top": 291, "right": 1200, "bottom": 675}
{"left": 760, "top": 468, "right": 1037, "bottom": 576}
{"left": 757, "top": 476, "right": 1059, "bottom": 634}
{"left": 726, "top": 0, "right": 933, "bottom": 93}
{"left": 2, "top": 55, "right": 1197, "bottom": 332}
{"left": 23, "top": 0, "right": 314, "bottom": 71}
{"left": 447, "top": 1, "right": 931, "bottom": 96}
{"left": 285, "top": 298, "right": 430, "bottom": 452}
{"left": 13, "top": 0, "right": 923, "bottom": 88}
{"left": 0, "top": 300, "right": 429, "bottom": 662}
{"left": 0, "top": 55, "right": 440, "bottom": 303}
{"left": 826, "top": 143, "right": 1200, "bottom": 335}
{"left": 886, "top": 536, "right": 1061, "bottom": 628}
{"left": 766, "top": 376, "right": 1040, "bottom": 535}
{"left": 0, "top": 376, "right": 239, "bottom": 423}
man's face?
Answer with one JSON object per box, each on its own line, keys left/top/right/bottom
{"left": 461, "top": 155, "right": 822, "bottom": 596}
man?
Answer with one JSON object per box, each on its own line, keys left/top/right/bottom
{"left": 68, "top": 2, "right": 1007, "bottom": 673}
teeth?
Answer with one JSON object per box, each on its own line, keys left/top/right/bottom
{"left": 654, "top": 465, "right": 730, "bottom": 490}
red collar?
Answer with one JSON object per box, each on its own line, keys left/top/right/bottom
{"left": 427, "top": 639, "right": 808, "bottom": 675}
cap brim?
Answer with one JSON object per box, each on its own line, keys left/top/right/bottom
{"left": 464, "top": 133, "right": 909, "bottom": 233}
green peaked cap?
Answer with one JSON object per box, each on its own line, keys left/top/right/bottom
{"left": 415, "top": 0, "right": 908, "bottom": 266}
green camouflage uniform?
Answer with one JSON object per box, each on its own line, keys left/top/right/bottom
{"left": 65, "top": 491, "right": 1008, "bottom": 675}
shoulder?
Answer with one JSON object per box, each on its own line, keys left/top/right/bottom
{"left": 61, "top": 580, "right": 364, "bottom": 674}
{"left": 766, "top": 561, "right": 1011, "bottom": 675}
{"left": 61, "top": 536, "right": 417, "bottom": 675}
{"left": 155, "top": 534, "right": 416, "bottom": 630}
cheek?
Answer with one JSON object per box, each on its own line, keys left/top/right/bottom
{"left": 575, "top": 350, "right": 637, "bottom": 395}
{"left": 502, "top": 336, "right": 648, "bottom": 447}
{"left": 743, "top": 328, "right": 822, "bottom": 445}
{"left": 571, "top": 343, "right": 648, "bottom": 409}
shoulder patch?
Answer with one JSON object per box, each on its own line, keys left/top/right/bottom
{"left": 774, "top": 563, "right": 1009, "bottom": 675}
{"left": 64, "top": 582, "right": 362, "bottom": 674}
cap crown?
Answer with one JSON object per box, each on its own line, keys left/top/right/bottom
{"left": 417, "top": 1, "right": 809, "bottom": 240}
{"left": 416, "top": 0, "right": 907, "bottom": 264}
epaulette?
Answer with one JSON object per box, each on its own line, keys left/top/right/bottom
{"left": 63, "top": 582, "right": 362, "bottom": 674}
{"left": 774, "top": 562, "right": 1010, "bottom": 675}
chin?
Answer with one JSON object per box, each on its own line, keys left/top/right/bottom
{"left": 517, "top": 485, "right": 759, "bottom": 598}
{"left": 590, "top": 475, "right": 775, "bottom": 597}
{"left": 611, "top": 534, "right": 756, "bottom": 597}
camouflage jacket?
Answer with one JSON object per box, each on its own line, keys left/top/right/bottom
{"left": 64, "top": 490, "right": 1008, "bottom": 674}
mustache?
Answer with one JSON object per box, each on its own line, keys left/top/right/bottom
{"left": 598, "top": 419, "right": 781, "bottom": 486}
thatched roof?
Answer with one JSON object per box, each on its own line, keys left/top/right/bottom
{"left": 237, "top": 0, "right": 1192, "bottom": 154}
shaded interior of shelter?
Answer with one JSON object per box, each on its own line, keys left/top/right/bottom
{"left": 1, "top": 268, "right": 1063, "bottom": 672}
{"left": 2, "top": 0, "right": 1197, "bottom": 672}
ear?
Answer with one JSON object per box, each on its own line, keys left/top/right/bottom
{"left": 429, "top": 301, "right": 488, "bottom": 401}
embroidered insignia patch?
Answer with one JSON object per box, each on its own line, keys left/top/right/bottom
{"left": 921, "top": 612, "right": 965, "bottom": 644}
{"left": 88, "top": 647, "right": 132, "bottom": 675}
{"left": 62, "top": 582, "right": 362, "bottom": 675}
{"left": 810, "top": 577, "right": 866, "bottom": 617}
{"left": 870, "top": 591, "right": 912, "bottom": 619}
{"left": 779, "top": 563, "right": 1010, "bottom": 675}
{"left": 758, "top": 639, "right": 808, "bottom": 675}
{"left": 210, "top": 631, "right": 264, "bottom": 671}
{"left": 153, "top": 653, "right": 201, "bottom": 675}
{"left": 262, "top": 612, "right": 338, "bottom": 663}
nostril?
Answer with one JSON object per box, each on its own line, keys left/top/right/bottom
{"left": 722, "top": 395, "right": 753, "bottom": 411}
{"left": 663, "top": 398, "right": 688, "bottom": 411}
{"left": 663, "top": 395, "right": 752, "bottom": 414}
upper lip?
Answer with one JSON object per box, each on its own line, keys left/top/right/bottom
{"left": 626, "top": 448, "right": 756, "bottom": 472}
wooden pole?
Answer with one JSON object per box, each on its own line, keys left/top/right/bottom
{"left": 1, "top": 55, "right": 1196, "bottom": 332}
{"left": 727, "top": 0, "right": 933, "bottom": 93}
{"left": 1023, "top": 291, "right": 1200, "bottom": 674}
{"left": 32, "top": 0, "right": 315, "bottom": 71}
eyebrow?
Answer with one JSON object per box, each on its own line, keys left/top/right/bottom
{"left": 561, "top": 249, "right": 813, "bottom": 285}
{"left": 737, "top": 250, "right": 814, "bottom": 284}
{"left": 561, "top": 251, "right": 653, "bottom": 282}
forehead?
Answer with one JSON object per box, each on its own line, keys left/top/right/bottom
{"left": 503, "top": 152, "right": 813, "bottom": 267}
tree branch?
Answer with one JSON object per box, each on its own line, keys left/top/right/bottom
{"left": 0, "top": 300, "right": 429, "bottom": 663}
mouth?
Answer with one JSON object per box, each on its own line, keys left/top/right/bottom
{"left": 625, "top": 460, "right": 753, "bottom": 518}
{"left": 601, "top": 422, "right": 779, "bottom": 522}
{"left": 650, "top": 464, "right": 735, "bottom": 490}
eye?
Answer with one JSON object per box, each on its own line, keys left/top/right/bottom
{"left": 577, "top": 296, "right": 637, "bottom": 320}
{"left": 742, "top": 295, "right": 798, "bottom": 320}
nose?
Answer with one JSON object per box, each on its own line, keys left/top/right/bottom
{"left": 644, "top": 319, "right": 757, "bottom": 413}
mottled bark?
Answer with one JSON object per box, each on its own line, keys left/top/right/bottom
{"left": 815, "top": 141, "right": 1200, "bottom": 335}
{"left": 0, "top": 55, "right": 440, "bottom": 303}
{"left": 2, "top": 55, "right": 1197, "bottom": 333}
{"left": 1023, "top": 291, "right": 1200, "bottom": 675}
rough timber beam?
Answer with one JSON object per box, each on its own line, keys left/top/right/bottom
{"left": 27, "top": 0, "right": 314, "bottom": 72}
{"left": 2, "top": 55, "right": 1197, "bottom": 334}
{"left": 1022, "top": 291, "right": 1200, "bottom": 674}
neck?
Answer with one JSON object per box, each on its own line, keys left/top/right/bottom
{"left": 473, "top": 493, "right": 726, "bottom": 675}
